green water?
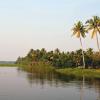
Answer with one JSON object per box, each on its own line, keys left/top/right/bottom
{"left": 0, "top": 67, "right": 99, "bottom": 100}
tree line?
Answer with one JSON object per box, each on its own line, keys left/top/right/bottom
{"left": 16, "top": 48, "right": 100, "bottom": 68}
{"left": 16, "top": 16, "right": 100, "bottom": 69}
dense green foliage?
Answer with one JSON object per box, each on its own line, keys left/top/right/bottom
{"left": 16, "top": 48, "right": 100, "bottom": 68}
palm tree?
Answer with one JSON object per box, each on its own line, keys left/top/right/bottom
{"left": 72, "top": 21, "right": 87, "bottom": 68}
{"left": 86, "top": 16, "right": 100, "bottom": 53}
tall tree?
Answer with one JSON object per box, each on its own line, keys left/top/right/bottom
{"left": 86, "top": 16, "right": 100, "bottom": 53}
{"left": 72, "top": 21, "right": 86, "bottom": 68}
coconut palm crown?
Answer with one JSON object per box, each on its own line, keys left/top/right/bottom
{"left": 72, "top": 21, "right": 86, "bottom": 38}
{"left": 86, "top": 16, "right": 100, "bottom": 38}
{"left": 86, "top": 16, "right": 100, "bottom": 53}
{"left": 72, "top": 21, "right": 87, "bottom": 68}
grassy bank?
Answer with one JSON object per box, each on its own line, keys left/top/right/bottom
{"left": 2, "top": 61, "right": 99, "bottom": 79}
{"left": 18, "top": 62, "right": 55, "bottom": 74}
{"left": 18, "top": 62, "right": 100, "bottom": 79}
{"left": 0, "top": 64, "right": 17, "bottom": 67}
{"left": 56, "top": 68, "right": 100, "bottom": 79}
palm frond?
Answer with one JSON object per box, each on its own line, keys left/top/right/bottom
{"left": 86, "top": 16, "right": 100, "bottom": 37}
{"left": 91, "top": 29, "right": 96, "bottom": 38}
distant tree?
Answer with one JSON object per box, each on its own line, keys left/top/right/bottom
{"left": 16, "top": 48, "right": 100, "bottom": 68}
{"left": 92, "top": 52, "right": 100, "bottom": 68}
{"left": 85, "top": 48, "right": 93, "bottom": 67}
{"left": 75, "top": 49, "right": 83, "bottom": 66}
{"left": 54, "top": 48, "right": 60, "bottom": 55}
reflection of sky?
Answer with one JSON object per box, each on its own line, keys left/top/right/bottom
{"left": 0, "top": 67, "right": 99, "bottom": 100}
{"left": 0, "top": 0, "right": 100, "bottom": 60}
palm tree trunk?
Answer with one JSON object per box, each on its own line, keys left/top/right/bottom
{"left": 80, "top": 37, "right": 85, "bottom": 68}
{"left": 96, "top": 33, "right": 100, "bottom": 54}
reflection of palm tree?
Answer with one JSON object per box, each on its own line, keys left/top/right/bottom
{"left": 86, "top": 16, "right": 100, "bottom": 53}
{"left": 72, "top": 21, "right": 87, "bottom": 68}
{"left": 80, "top": 75, "right": 85, "bottom": 100}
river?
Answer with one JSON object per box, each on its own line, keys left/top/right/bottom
{"left": 0, "top": 67, "right": 99, "bottom": 100}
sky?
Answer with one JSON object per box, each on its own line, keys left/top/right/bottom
{"left": 0, "top": 0, "right": 100, "bottom": 61}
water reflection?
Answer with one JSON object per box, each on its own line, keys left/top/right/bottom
{"left": 0, "top": 67, "right": 100, "bottom": 100}
{"left": 17, "top": 67, "right": 100, "bottom": 100}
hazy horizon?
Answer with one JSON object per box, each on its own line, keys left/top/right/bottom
{"left": 0, "top": 0, "right": 100, "bottom": 61}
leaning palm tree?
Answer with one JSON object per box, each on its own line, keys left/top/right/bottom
{"left": 86, "top": 16, "right": 100, "bottom": 53}
{"left": 72, "top": 21, "right": 87, "bottom": 68}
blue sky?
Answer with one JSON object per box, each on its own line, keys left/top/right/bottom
{"left": 0, "top": 0, "right": 100, "bottom": 60}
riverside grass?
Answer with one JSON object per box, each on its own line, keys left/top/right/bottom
{"left": 18, "top": 62, "right": 100, "bottom": 79}
{"left": 56, "top": 68, "right": 100, "bottom": 79}
{"left": 0, "top": 63, "right": 17, "bottom": 67}
{"left": 1, "top": 63, "right": 100, "bottom": 79}
{"left": 18, "top": 62, "right": 55, "bottom": 74}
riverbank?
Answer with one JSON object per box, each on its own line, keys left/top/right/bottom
{"left": 18, "top": 63, "right": 100, "bottom": 79}
{"left": 0, "top": 64, "right": 17, "bottom": 67}
{"left": 56, "top": 68, "right": 100, "bottom": 79}
{"left": 1, "top": 63, "right": 100, "bottom": 79}
{"left": 18, "top": 62, "right": 55, "bottom": 74}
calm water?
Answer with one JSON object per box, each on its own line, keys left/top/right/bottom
{"left": 0, "top": 67, "right": 99, "bottom": 100}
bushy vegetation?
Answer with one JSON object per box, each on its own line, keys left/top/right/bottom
{"left": 16, "top": 48, "right": 100, "bottom": 68}
{"left": 18, "top": 61, "right": 55, "bottom": 74}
